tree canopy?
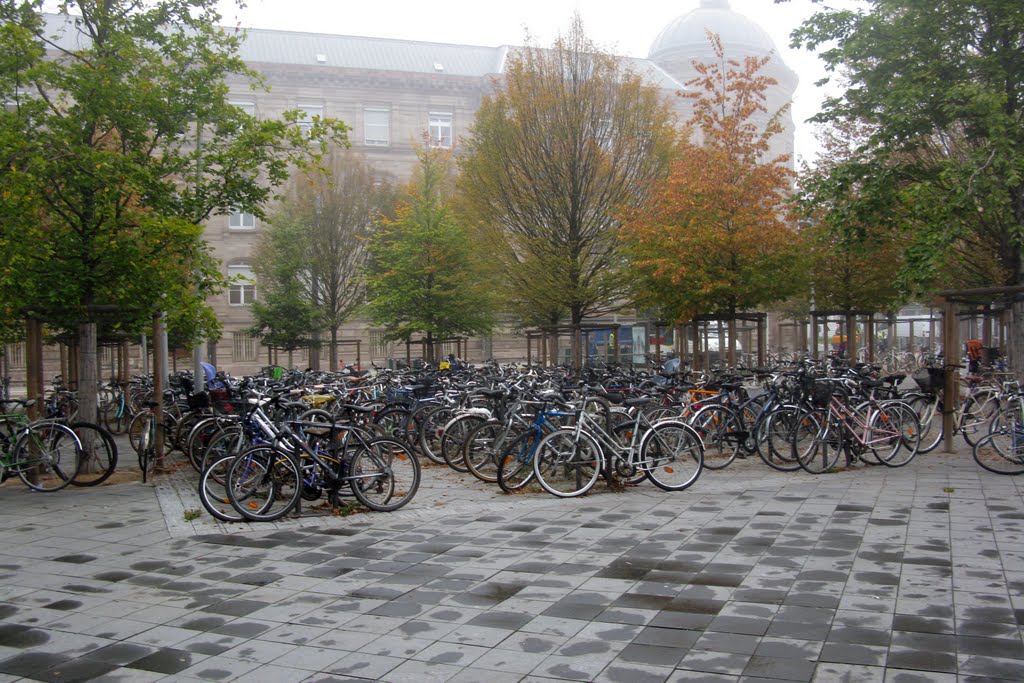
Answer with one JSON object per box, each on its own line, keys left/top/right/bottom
{"left": 458, "top": 15, "right": 676, "bottom": 366}
{"left": 364, "top": 148, "right": 493, "bottom": 361}
{"left": 620, "top": 33, "right": 804, "bottom": 327}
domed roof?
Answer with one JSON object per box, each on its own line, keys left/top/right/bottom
{"left": 649, "top": 0, "right": 778, "bottom": 59}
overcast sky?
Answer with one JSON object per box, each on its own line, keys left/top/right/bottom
{"left": 213, "top": 0, "right": 852, "bottom": 164}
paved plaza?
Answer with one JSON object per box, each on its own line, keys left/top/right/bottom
{"left": 0, "top": 443, "right": 1021, "bottom": 682}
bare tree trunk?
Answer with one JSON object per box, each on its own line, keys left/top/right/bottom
{"left": 78, "top": 322, "right": 98, "bottom": 424}
{"left": 330, "top": 327, "right": 339, "bottom": 370}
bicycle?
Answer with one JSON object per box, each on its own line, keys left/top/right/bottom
{"left": 531, "top": 388, "right": 704, "bottom": 497}
{"left": 0, "top": 405, "right": 82, "bottom": 492}
{"left": 791, "top": 378, "right": 921, "bottom": 474}
{"left": 226, "top": 419, "right": 420, "bottom": 522}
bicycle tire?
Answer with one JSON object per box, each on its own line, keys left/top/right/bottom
{"left": 440, "top": 413, "right": 486, "bottom": 473}
{"left": 906, "top": 394, "right": 943, "bottom": 454}
{"left": 756, "top": 405, "right": 803, "bottom": 472}
{"left": 198, "top": 454, "right": 268, "bottom": 522}
{"left": 972, "top": 427, "right": 1024, "bottom": 475}
{"left": 373, "top": 406, "right": 416, "bottom": 445}
{"left": 872, "top": 401, "right": 920, "bottom": 467}
{"left": 497, "top": 429, "right": 543, "bottom": 493}
{"left": 689, "top": 404, "right": 743, "bottom": 470}
{"left": 638, "top": 420, "right": 703, "bottom": 491}
{"left": 349, "top": 437, "right": 421, "bottom": 511}
{"left": 227, "top": 446, "right": 302, "bottom": 522}
{"left": 463, "top": 421, "right": 508, "bottom": 483}
{"left": 68, "top": 422, "right": 118, "bottom": 487}
{"left": 13, "top": 421, "right": 80, "bottom": 492}
{"left": 197, "top": 425, "right": 246, "bottom": 473}
{"left": 417, "top": 405, "right": 455, "bottom": 465}
{"left": 960, "top": 391, "right": 1000, "bottom": 447}
{"left": 793, "top": 408, "right": 841, "bottom": 474}
{"left": 533, "top": 427, "right": 602, "bottom": 498}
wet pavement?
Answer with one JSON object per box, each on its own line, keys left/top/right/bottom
{"left": 0, "top": 440, "right": 1021, "bottom": 682}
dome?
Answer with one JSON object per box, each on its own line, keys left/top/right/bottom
{"left": 648, "top": 0, "right": 779, "bottom": 60}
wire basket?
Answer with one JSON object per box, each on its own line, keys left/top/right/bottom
{"left": 911, "top": 367, "right": 945, "bottom": 395}
{"left": 810, "top": 381, "right": 834, "bottom": 408}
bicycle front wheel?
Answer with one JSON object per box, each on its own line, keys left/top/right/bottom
{"left": 199, "top": 454, "right": 258, "bottom": 522}
{"left": 638, "top": 420, "right": 703, "bottom": 491}
{"left": 906, "top": 394, "right": 943, "bottom": 454}
{"left": 756, "top": 405, "right": 803, "bottom": 472}
{"left": 349, "top": 438, "right": 421, "bottom": 511}
{"left": 871, "top": 401, "right": 921, "bottom": 467}
{"left": 960, "top": 391, "right": 1000, "bottom": 447}
{"left": 533, "top": 428, "right": 602, "bottom": 498}
{"left": 227, "top": 446, "right": 302, "bottom": 522}
{"left": 972, "top": 426, "right": 1024, "bottom": 475}
{"left": 13, "top": 422, "right": 80, "bottom": 492}
{"left": 794, "top": 408, "right": 841, "bottom": 475}
{"left": 463, "top": 421, "right": 508, "bottom": 483}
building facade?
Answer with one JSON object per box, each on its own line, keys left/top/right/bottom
{"left": 199, "top": 0, "right": 798, "bottom": 373}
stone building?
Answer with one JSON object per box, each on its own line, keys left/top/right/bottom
{"left": 203, "top": 0, "right": 798, "bottom": 372}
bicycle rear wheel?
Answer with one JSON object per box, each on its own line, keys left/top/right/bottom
{"left": 13, "top": 422, "right": 80, "bottom": 492}
{"left": 227, "top": 446, "right": 302, "bottom": 522}
{"left": 533, "top": 428, "right": 602, "bottom": 498}
{"left": 199, "top": 454, "right": 262, "bottom": 522}
{"left": 497, "top": 429, "right": 542, "bottom": 493}
{"left": 68, "top": 422, "right": 118, "bottom": 487}
{"left": 906, "top": 394, "right": 943, "bottom": 453}
{"left": 756, "top": 405, "right": 803, "bottom": 472}
{"left": 463, "top": 421, "right": 507, "bottom": 483}
{"left": 960, "top": 391, "right": 1000, "bottom": 447}
{"left": 689, "top": 404, "right": 743, "bottom": 470}
{"left": 638, "top": 420, "right": 703, "bottom": 491}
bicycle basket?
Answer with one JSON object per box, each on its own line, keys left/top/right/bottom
{"left": 811, "top": 381, "right": 834, "bottom": 407}
{"left": 911, "top": 367, "right": 945, "bottom": 394}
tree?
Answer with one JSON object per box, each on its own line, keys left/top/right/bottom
{"left": 620, "top": 33, "right": 804, "bottom": 363}
{"left": 458, "top": 14, "right": 677, "bottom": 367}
{"left": 364, "top": 147, "right": 493, "bottom": 362}
{"left": 0, "top": 1, "right": 346, "bottom": 421}
{"left": 790, "top": 0, "right": 1024, "bottom": 372}
{"left": 253, "top": 148, "right": 393, "bottom": 370}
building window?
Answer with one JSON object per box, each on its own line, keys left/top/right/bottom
{"left": 298, "top": 103, "right": 323, "bottom": 136}
{"left": 229, "top": 209, "right": 256, "bottom": 231}
{"left": 228, "top": 264, "right": 257, "bottom": 306}
{"left": 370, "top": 330, "right": 388, "bottom": 357}
{"left": 232, "top": 332, "right": 258, "bottom": 362}
{"left": 428, "top": 112, "right": 452, "bottom": 148}
{"left": 364, "top": 108, "right": 390, "bottom": 146}
{"left": 231, "top": 100, "right": 256, "bottom": 117}
{"left": 5, "top": 343, "right": 24, "bottom": 369}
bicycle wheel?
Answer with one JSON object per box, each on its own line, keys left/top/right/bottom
{"left": 464, "top": 421, "right": 510, "bottom": 483}
{"left": 127, "top": 411, "right": 148, "bottom": 454}
{"left": 533, "top": 428, "right": 602, "bottom": 498}
{"left": 440, "top": 414, "right": 486, "bottom": 473}
{"left": 186, "top": 417, "right": 233, "bottom": 472}
{"left": 756, "top": 405, "right": 803, "bottom": 472}
{"left": 12, "top": 422, "right": 80, "bottom": 492}
{"left": 227, "top": 446, "right": 301, "bottom": 522}
{"left": 972, "top": 426, "right": 1024, "bottom": 475}
{"left": 497, "top": 429, "right": 542, "bottom": 493}
{"left": 689, "top": 404, "right": 743, "bottom": 470}
{"left": 871, "top": 401, "right": 921, "bottom": 467}
{"left": 417, "top": 405, "right": 454, "bottom": 465}
{"left": 906, "top": 394, "right": 943, "bottom": 454}
{"left": 349, "top": 437, "right": 421, "bottom": 511}
{"left": 960, "top": 391, "right": 1000, "bottom": 447}
{"left": 198, "top": 426, "right": 246, "bottom": 472}
{"left": 198, "top": 454, "right": 264, "bottom": 522}
{"left": 373, "top": 406, "right": 416, "bottom": 445}
{"left": 638, "top": 420, "right": 703, "bottom": 491}
{"left": 68, "top": 422, "right": 117, "bottom": 487}
{"left": 794, "top": 408, "right": 841, "bottom": 474}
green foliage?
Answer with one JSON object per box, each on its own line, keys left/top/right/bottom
{"left": 252, "top": 148, "right": 392, "bottom": 364}
{"left": 0, "top": 0, "right": 349, "bottom": 342}
{"left": 791, "top": 0, "right": 1024, "bottom": 292}
{"left": 458, "top": 14, "right": 676, "bottom": 337}
{"left": 364, "top": 147, "right": 494, "bottom": 353}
